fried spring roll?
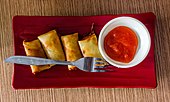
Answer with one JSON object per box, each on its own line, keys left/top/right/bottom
{"left": 38, "top": 30, "right": 65, "bottom": 61}
{"left": 78, "top": 33, "right": 102, "bottom": 58}
{"left": 23, "top": 39, "right": 51, "bottom": 74}
{"left": 61, "top": 33, "right": 82, "bottom": 70}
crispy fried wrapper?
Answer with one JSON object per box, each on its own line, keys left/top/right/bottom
{"left": 61, "top": 33, "right": 82, "bottom": 70}
{"left": 78, "top": 33, "right": 102, "bottom": 58}
{"left": 38, "top": 30, "right": 65, "bottom": 62}
{"left": 23, "top": 39, "right": 51, "bottom": 74}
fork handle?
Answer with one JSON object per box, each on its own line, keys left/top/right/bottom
{"left": 5, "top": 56, "right": 73, "bottom": 66}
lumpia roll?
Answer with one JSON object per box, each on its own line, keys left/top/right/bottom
{"left": 23, "top": 39, "right": 51, "bottom": 74}
{"left": 38, "top": 30, "right": 65, "bottom": 61}
{"left": 78, "top": 33, "right": 102, "bottom": 58}
{"left": 61, "top": 33, "right": 82, "bottom": 70}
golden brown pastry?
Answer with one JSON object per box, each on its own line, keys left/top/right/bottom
{"left": 78, "top": 33, "right": 103, "bottom": 58}
{"left": 61, "top": 33, "right": 82, "bottom": 70}
{"left": 23, "top": 39, "right": 51, "bottom": 74}
{"left": 38, "top": 30, "right": 65, "bottom": 61}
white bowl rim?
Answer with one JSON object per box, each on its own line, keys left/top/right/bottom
{"left": 98, "top": 16, "right": 151, "bottom": 68}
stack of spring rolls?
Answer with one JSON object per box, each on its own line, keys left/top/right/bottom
{"left": 23, "top": 30, "right": 102, "bottom": 74}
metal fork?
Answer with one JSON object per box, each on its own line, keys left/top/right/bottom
{"left": 5, "top": 56, "right": 109, "bottom": 72}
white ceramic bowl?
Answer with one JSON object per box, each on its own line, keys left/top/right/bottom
{"left": 98, "top": 17, "right": 151, "bottom": 68}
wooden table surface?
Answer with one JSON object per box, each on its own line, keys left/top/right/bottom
{"left": 0, "top": 0, "right": 170, "bottom": 102}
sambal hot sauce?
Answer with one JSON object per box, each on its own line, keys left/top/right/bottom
{"left": 104, "top": 26, "right": 138, "bottom": 63}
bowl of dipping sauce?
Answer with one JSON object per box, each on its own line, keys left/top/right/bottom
{"left": 98, "top": 17, "right": 151, "bottom": 68}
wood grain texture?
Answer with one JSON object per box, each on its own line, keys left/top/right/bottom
{"left": 0, "top": 0, "right": 170, "bottom": 102}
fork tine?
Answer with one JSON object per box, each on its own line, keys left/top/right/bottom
{"left": 94, "top": 68, "right": 115, "bottom": 72}
{"left": 95, "top": 66, "right": 104, "bottom": 68}
{"left": 95, "top": 63, "right": 107, "bottom": 66}
{"left": 95, "top": 61, "right": 105, "bottom": 64}
{"left": 93, "top": 69, "right": 107, "bottom": 72}
{"left": 94, "top": 57, "right": 103, "bottom": 61}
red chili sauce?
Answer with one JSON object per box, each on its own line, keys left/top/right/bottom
{"left": 104, "top": 26, "right": 138, "bottom": 63}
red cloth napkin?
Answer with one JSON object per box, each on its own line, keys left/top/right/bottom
{"left": 12, "top": 12, "right": 156, "bottom": 89}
